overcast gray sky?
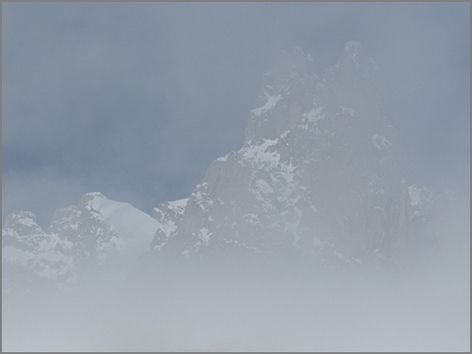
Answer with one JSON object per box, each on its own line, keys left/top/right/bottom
{"left": 2, "top": 2, "right": 470, "bottom": 228}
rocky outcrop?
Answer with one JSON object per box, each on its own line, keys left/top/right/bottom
{"left": 150, "top": 198, "right": 188, "bottom": 250}
{"left": 154, "top": 42, "right": 434, "bottom": 266}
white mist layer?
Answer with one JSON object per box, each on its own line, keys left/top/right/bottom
{"left": 3, "top": 226, "right": 469, "bottom": 352}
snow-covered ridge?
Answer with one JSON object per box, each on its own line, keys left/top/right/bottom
{"left": 150, "top": 198, "right": 189, "bottom": 251}
{"left": 2, "top": 211, "right": 75, "bottom": 284}
{"left": 240, "top": 138, "right": 280, "bottom": 168}
{"left": 3, "top": 192, "right": 162, "bottom": 290}
{"left": 251, "top": 92, "right": 282, "bottom": 117}
{"left": 84, "top": 192, "right": 159, "bottom": 253}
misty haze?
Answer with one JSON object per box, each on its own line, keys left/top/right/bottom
{"left": 2, "top": 3, "right": 470, "bottom": 352}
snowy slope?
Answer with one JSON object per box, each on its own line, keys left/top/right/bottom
{"left": 82, "top": 192, "right": 159, "bottom": 257}
{"left": 3, "top": 192, "right": 160, "bottom": 292}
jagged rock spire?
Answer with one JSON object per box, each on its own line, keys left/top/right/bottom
{"left": 244, "top": 46, "right": 320, "bottom": 144}
{"left": 153, "top": 42, "right": 429, "bottom": 265}
{"left": 337, "top": 41, "right": 379, "bottom": 80}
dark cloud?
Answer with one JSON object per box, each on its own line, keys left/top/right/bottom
{"left": 2, "top": 2, "right": 469, "bottom": 227}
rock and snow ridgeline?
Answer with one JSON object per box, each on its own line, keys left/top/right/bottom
{"left": 151, "top": 42, "right": 436, "bottom": 264}
{"left": 3, "top": 42, "right": 439, "bottom": 292}
{"left": 2, "top": 192, "right": 159, "bottom": 292}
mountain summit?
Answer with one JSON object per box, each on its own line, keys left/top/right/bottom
{"left": 2, "top": 192, "right": 160, "bottom": 293}
{"left": 151, "top": 43, "right": 433, "bottom": 266}
{"left": 3, "top": 43, "right": 436, "bottom": 293}
{"left": 338, "top": 41, "right": 379, "bottom": 79}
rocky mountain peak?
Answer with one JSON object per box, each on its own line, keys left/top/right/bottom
{"left": 3, "top": 42, "right": 438, "bottom": 293}
{"left": 342, "top": 41, "right": 365, "bottom": 61}
{"left": 270, "top": 46, "right": 316, "bottom": 82}
{"left": 336, "top": 40, "right": 379, "bottom": 80}
{"left": 4, "top": 211, "right": 42, "bottom": 235}
{"left": 152, "top": 42, "right": 433, "bottom": 266}
{"left": 244, "top": 46, "right": 320, "bottom": 144}
{"left": 76, "top": 192, "right": 106, "bottom": 211}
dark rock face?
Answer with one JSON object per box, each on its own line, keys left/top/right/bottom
{"left": 154, "top": 42, "right": 433, "bottom": 265}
